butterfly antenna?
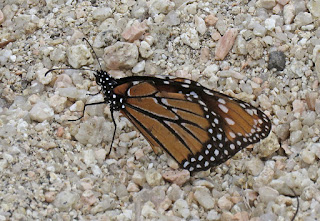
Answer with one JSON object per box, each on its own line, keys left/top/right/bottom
{"left": 82, "top": 38, "right": 102, "bottom": 71}
{"left": 45, "top": 68, "right": 98, "bottom": 77}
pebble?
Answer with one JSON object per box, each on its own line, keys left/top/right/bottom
{"left": 103, "top": 42, "right": 139, "bottom": 69}
{"left": 258, "top": 186, "right": 279, "bottom": 203}
{"left": 307, "top": 0, "right": 320, "bottom": 17}
{"left": 193, "top": 187, "right": 215, "bottom": 210}
{"left": 283, "top": 4, "right": 295, "bottom": 24}
{"left": 132, "top": 170, "right": 146, "bottom": 186}
{"left": 268, "top": 51, "right": 286, "bottom": 71}
{"left": 122, "top": 20, "right": 148, "bottom": 43}
{"left": 139, "top": 41, "right": 153, "bottom": 58}
{"left": 294, "top": 12, "right": 313, "bottom": 28}
{"left": 164, "top": 10, "right": 180, "bottom": 26}
{"left": 92, "top": 7, "right": 112, "bottom": 21}
{"left": 217, "top": 196, "right": 233, "bottom": 210}
{"left": 215, "top": 28, "right": 238, "bottom": 60}
{"left": 167, "top": 184, "right": 184, "bottom": 202}
{"left": 172, "top": 199, "right": 190, "bottom": 218}
{"left": 29, "top": 101, "right": 54, "bottom": 122}
{"left": 67, "top": 44, "right": 94, "bottom": 68}
{"left": 181, "top": 28, "right": 200, "bottom": 49}
{"left": 301, "top": 149, "right": 316, "bottom": 164}
{"left": 0, "top": 9, "right": 4, "bottom": 24}
{"left": 246, "top": 38, "right": 264, "bottom": 59}
{"left": 53, "top": 191, "right": 79, "bottom": 211}
{"left": 246, "top": 158, "right": 264, "bottom": 176}
{"left": 146, "top": 169, "right": 162, "bottom": 187}
{"left": 48, "top": 94, "right": 67, "bottom": 113}
{"left": 194, "top": 16, "right": 206, "bottom": 35}
{"left": 205, "top": 14, "right": 218, "bottom": 26}
{"left": 256, "top": 0, "right": 276, "bottom": 9}
{"left": 162, "top": 169, "right": 190, "bottom": 186}
{"left": 207, "top": 210, "right": 220, "bottom": 220}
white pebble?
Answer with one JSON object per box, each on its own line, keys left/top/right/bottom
{"left": 172, "top": 199, "right": 190, "bottom": 218}
{"left": 181, "top": 28, "right": 200, "bottom": 49}
{"left": 195, "top": 15, "right": 207, "bottom": 35}
{"left": 139, "top": 41, "right": 153, "bottom": 58}
{"left": 67, "top": 44, "right": 94, "bottom": 68}
{"left": 194, "top": 187, "right": 215, "bottom": 210}
{"left": 29, "top": 101, "right": 54, "bottom": 122}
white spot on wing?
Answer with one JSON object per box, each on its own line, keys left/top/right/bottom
{"left": 218, "top": 104, "right": 229, "bottom": 113}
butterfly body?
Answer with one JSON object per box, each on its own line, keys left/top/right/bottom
{"left": 95, "top": 70, "right": 271, "bottom": 172}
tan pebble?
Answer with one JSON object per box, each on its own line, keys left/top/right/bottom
{"left": 277, "top": 0, "right": 290, "bottom": 6}
{"left": 200, "top": 47, "right": 210, "bottom": 63}
{"left": 175, "top": 70, "right": 191, "bottom": 79}
{"left": 134, "top": 149, "right": 144, "bottom": 160}
{"left": 273, "top": 3, "right": 283, "bottom": 14}
{"left": 82, "top": 190, "right": 97, "bottom": 206}
{"left": 306, "top": 92, "right": 318, "bottom": 111}
{"left": 121, "top": 21, "right": 148, "bottom": 43}
{"left": 45, "top": 192, "right": 56, "bottom": 203}
{"left": 127, "top": 182, "right": 140, "bottom": 192}
{"left": 252, "top": 77, "right": 263, "bottom": 84}
{"left": 292, "top": 100, "right": 305, "bottom": 114}
{"left": 217, "top": 196, "right": 233, "bottom": 210}
{"left": 205, "top": 14, "right": 218, "bottom": 26}
{"left": 56, "top": 127, "right": 64, "bottom": 137}
{"left": 162, "top": 170, "right": 190, "bottom": 186}
{"left": 0, "top": 9, "right": 4, "bottom": 24}
{"left": 211, "top": 30, "right": 221, "bottom": 41}
{"left": 215, "top": 28, "right": 238, "bottom": 60}
{"left": 233, "top": 211, "right": 249, "bottom": 221}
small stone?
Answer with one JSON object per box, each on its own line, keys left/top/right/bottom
{"left": 194, "top": 187, "right": 215, "bottom": 210}
{"left": 149, "top": 0, "right": 175, "bottom": 15}
{"left": 301, "top": 149, "right": 316, "bottom": 164}
{"left": 139, "top": 41, "right": 153, "bottom": 58}
{"left": 205, "top": 14, "right": 218, "bottom": 26}
{"left": 36, "top": 68, "right": 52, "bottom": 85}
{"left": 265, "top": 18, "right": 276, "bottom": 31}
{"left": 294, "top": 12, "right": 313, "bottom": 28}
{"left": 82, "top": 190, "right": 97, "bottom": 206}
{"left": 141, "top": 201, "right": 157, "bottom": 218}
{"left": 218, "top": 70, "right": 245, "bottom": 80}
{"left": 167, "top": 184, "right": 184, "bottom": 202}
{"left": 56, "top": 127, "right": 64, "bottom": 137}
{"left": 162, "top": 170, "right": 190, "bottom": 186}
{"left": 215, "top": 28, "right": 238, "bottom": 60}
{"left": 69, "top": 100, "right": 84, "bottom": 112}
{"left": 292, "top": 100, "right": 305, "bottom": 114}
{"left": 164, "top": 10, "right": 180, "bottom": 26}
{"left": 306, "top": 92, "right": 319, "bottom": 111}
{"left": 258, "top": 186, "right": 279, "bottom": 203}
{"left": 146, "top": 169, "right": 162, "bottom": 187}
{"left": 92, "top": 7, "right": 112, "bottom": 21}
{"left": 207, "top": 210, "right": 220, "bottom": 221}
{"left": 194, "top": 16, "right": 207, "bottom": 35}
{"left": 30, "top": 101, "right": 54, "bottom": 122}
{"left": 302, "top": 111, "right": 317, "bottom": 126}
{"left": 172, "top": 199, "right": 190, "bottom": 218}
{"left": 132, "top": 60, "right": 146, "bottom": 73}
{"left": 103, "top": 42, "right": 139, "bottom": 70}
{"left": 217, "top": 196, "right": 233, "bottom": 210}
{"left": 127, "top": 182, "right": 140, "bottom": 192}
{"left": 246, "top": 158, "right": 264, "bottom": 176}
{"left": 268, "top": 51, "right": 286, "bottom": 71}
{"left": 53, "top": 74, "right": 73, "bottom": 89}
{"left": 181, "top": 28, "right": 200, "bottom": 49}
{"left": 122, "top": 20, "right": 148, "bottom": 42}
{"left": 247, "top": 38, "right": 264, "bottom": 59}
{"left": 253, "top": 24, "right": 267, "bottom": 36}
{"left": 307, "top": 0, "right": 320, "bottom": 18}
{"left": 283, "top": 4, "right": 295, "bottom": 24}
{"left": 289, "top": 131, "right": 303, "bottom": 145}
{"left": 67, "top": 44, "right": 94, "bottom": 68}
{"left": 116, "top": 183, "right": 129, "bottom": 198}
{"left": 132, "top": 170, "right": 146, "bottom": 186}
{"left": 53, "top": 191, "right": 79, "bottom": 211}
{"left": 0, "top": 9, "right": 4, "bottom": 24}
{"left": 45, "top": 192, "right": 56, "bottom": 203}
{"left": 256, "top": 0, "right": 276, "bottom": 9}
{"left": 57, "top": 87, "right": 87, "bottom": 100}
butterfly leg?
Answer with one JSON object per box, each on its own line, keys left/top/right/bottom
{"left": 69, "top": 101, "right": 106, "bottom": 121}
{"left": 86, "top": 89, "right": 102, "bottom": 96}
{"left": 107, "top": 109, "right": 117, "bottom": 156}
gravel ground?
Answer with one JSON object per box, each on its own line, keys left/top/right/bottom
{"left": 1, "top": 0, "right": 320, "bottom": 220}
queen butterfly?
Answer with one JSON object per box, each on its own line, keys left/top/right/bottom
{"left": 46, "top": 42, "right": 271, "bottom": 173}
{"left": 47, "top": 70, "right": 271, "bottom": 172}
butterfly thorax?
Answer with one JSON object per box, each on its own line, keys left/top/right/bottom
{"left": 95, "top": 70, "right": 123, "bottom": 111}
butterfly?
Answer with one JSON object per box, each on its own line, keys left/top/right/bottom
{"left": 90, "top": 72, "right": 272, "bottom": 172}
{"left": 46, "top": 41, "right": 271, "bottom": 173}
